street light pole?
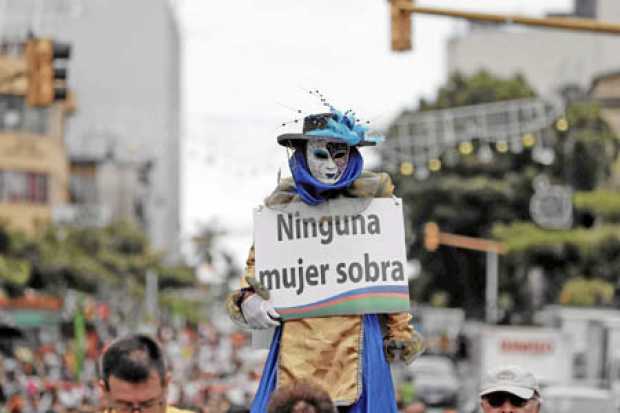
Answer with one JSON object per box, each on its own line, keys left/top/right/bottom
{"left": 423, "top": 222, "right": 505, "bottom": 324}
{"left": 401, "top": 4, "right": 620, "bottom": 35}
{"left": 390, "top": 0, "right": 620, "bottom": 52}
{"left": 486, "top": 251, "right": 498, "bottom": 324}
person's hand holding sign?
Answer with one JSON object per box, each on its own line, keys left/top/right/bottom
{"left": 384, "top": 330, "right": 426, "bottom": 364}
{"left": 241, "top": 294, "right": 281, "bottom": 329}
{"left": 240, "top": 276, "right": 281, "bottom": 329}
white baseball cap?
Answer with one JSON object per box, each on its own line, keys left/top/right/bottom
{"left": 480, "top": 365, "right": 541, "bottom": 399}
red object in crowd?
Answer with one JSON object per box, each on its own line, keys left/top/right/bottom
{"left": 96, "top": 302, "right": 110, "bottom": 320}
{"left": 0, "top": 291, "right": 62, "bottom": 311}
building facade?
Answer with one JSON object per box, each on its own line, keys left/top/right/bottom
{"left": 0, "top": 0, "right": 182, "bottom": 258}
{"left": 0, "top": 90, "right": 70, "bottom": 233}
{"left": 590, "top": 71, "right": 620, "bottom": 188}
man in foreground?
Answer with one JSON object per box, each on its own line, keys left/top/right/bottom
{"left": 98, "top": 334, "right": 193, "bottom": 413}
{"left": 479, "top": 366, "right": 542, "bottom": 413}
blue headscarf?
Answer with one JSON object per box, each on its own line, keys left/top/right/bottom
{"left": 289, "top": 146, "right": 363, "bottom": 205}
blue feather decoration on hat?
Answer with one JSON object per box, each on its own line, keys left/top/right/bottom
{"left": 306, "top": 108, "right": 384, "bottom": 146}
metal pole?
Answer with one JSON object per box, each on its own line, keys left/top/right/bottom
{"left": 486, "top": 251, "right": 498, "bottom": 324}
{"left": 399, "top": 4, "right": 620, "bottom": 35}
{"left": 145, "top": 270, "right": 159, "bottom": 322}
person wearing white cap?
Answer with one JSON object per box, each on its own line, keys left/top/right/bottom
{"left": 479, "top": 366, "right": 542, "bottom": 412}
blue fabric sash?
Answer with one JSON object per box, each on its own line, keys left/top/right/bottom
{"left": 249, "top": 327, "right": 282, "bottom": 412}
{"left": 289, "top": 147, "right": 363, "bottom": 206}
{"left": 249, "top": 315, "right": 398, "bottom": 413}
{"left": 347, "top": 314, "right": 398, "bottom": 413}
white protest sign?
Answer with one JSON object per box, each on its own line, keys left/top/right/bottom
{"left": 253, "top": 198, "right": 410, "bottom": 320}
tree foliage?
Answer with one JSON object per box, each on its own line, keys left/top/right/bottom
{"left": 388, "top": 70, "right": 620, "bottom": 319}
{"left": 419, "top": 71, "right": 536, "bottom": 111}
{"left": 0, "top": 222, "right": 196, "bottom": 297}
{"left": 574, "top": 190, "right": 620, "bottom": 221}
{"left": 559, "top": 277, "right": 615, "bottom": 307}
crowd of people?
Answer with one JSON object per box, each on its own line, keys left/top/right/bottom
{"left": 1, "top": 319, "right": 543, "bottom": 413}
{"left": 0, "top": 312, "right": 267, "bottom": 413}
{"left": 0, "top": 108, "right": 472, "bottom": 413}
{"left": 0, "top": 311, "right": 446, "bottom": 413}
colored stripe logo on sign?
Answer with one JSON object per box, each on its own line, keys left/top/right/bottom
{"left": 275, "top": 285, "right": 410, "bottom": 320}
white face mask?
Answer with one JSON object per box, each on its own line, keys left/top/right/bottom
{"left": 305, "top": 139, "right": 350, "bottom": 184}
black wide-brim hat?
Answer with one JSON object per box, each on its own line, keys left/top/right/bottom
{"left": 277, "top": 112, "right": 379, "bottom": 148}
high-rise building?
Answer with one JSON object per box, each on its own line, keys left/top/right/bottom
{"left": 0, "top": 0, "right": 181, "bottom": 259}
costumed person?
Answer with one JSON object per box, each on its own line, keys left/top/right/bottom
{"left": 226, "top": 106, "right": 425, "bottom": 413}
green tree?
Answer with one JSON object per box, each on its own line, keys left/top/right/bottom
{"left": 386, "top": 70, "right": 620, "bottom": 320}
{"left": 0, "top": 222, "right": 196, "bottom": 311}
{"left": 419, "top": 71, "right": 536, "bottom": 111}
{"left": 559, "top": 277, "right": 615, "bottom": 306}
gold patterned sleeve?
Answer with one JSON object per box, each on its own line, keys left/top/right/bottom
{"left": 225, "top": 246, "right": 256, "bottom": 325}
{"left": 384, "top": 311, "right": 413, "bottom": 341}
{"left": 376, "top": 172, "right": 395, "bottom": 198}
{"left": 241, "top": 245, "right": 256, "bottom": 286}
{"left": 378, "top": 172, "right": 409, "bottom": 339}
{"left": 384, "top": 312, "right": 426, "bottom": 364}
{"left": 379, "top": 172, "right": 425, "bottom": 362}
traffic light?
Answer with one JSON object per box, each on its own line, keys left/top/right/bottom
{"left": 423, "top": 222, "right": 440, "bottom": 251}
{"left": 390, "top": 0, "right": 413, "bottom": 51}
{"left": 25, "top": 37, "right": 71, "bottom": 107}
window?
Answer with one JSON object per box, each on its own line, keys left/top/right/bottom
{"left": 0, "top": 95, "right": 49, "bottom": 134}
{"left": 69, "top": 173, "right": 97, "bottom": 204}
{"left": 0, "top": 170, "right": 48, "bottom": 203}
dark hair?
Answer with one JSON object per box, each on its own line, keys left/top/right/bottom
{"left": 100, "top": 334, "right": 166, "bottom": 390}
{"left": 267, "top": 381, "right": 336, "bottom": 413}
{"left": 293, "top": 140, "right": 307, "bottom": 153}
